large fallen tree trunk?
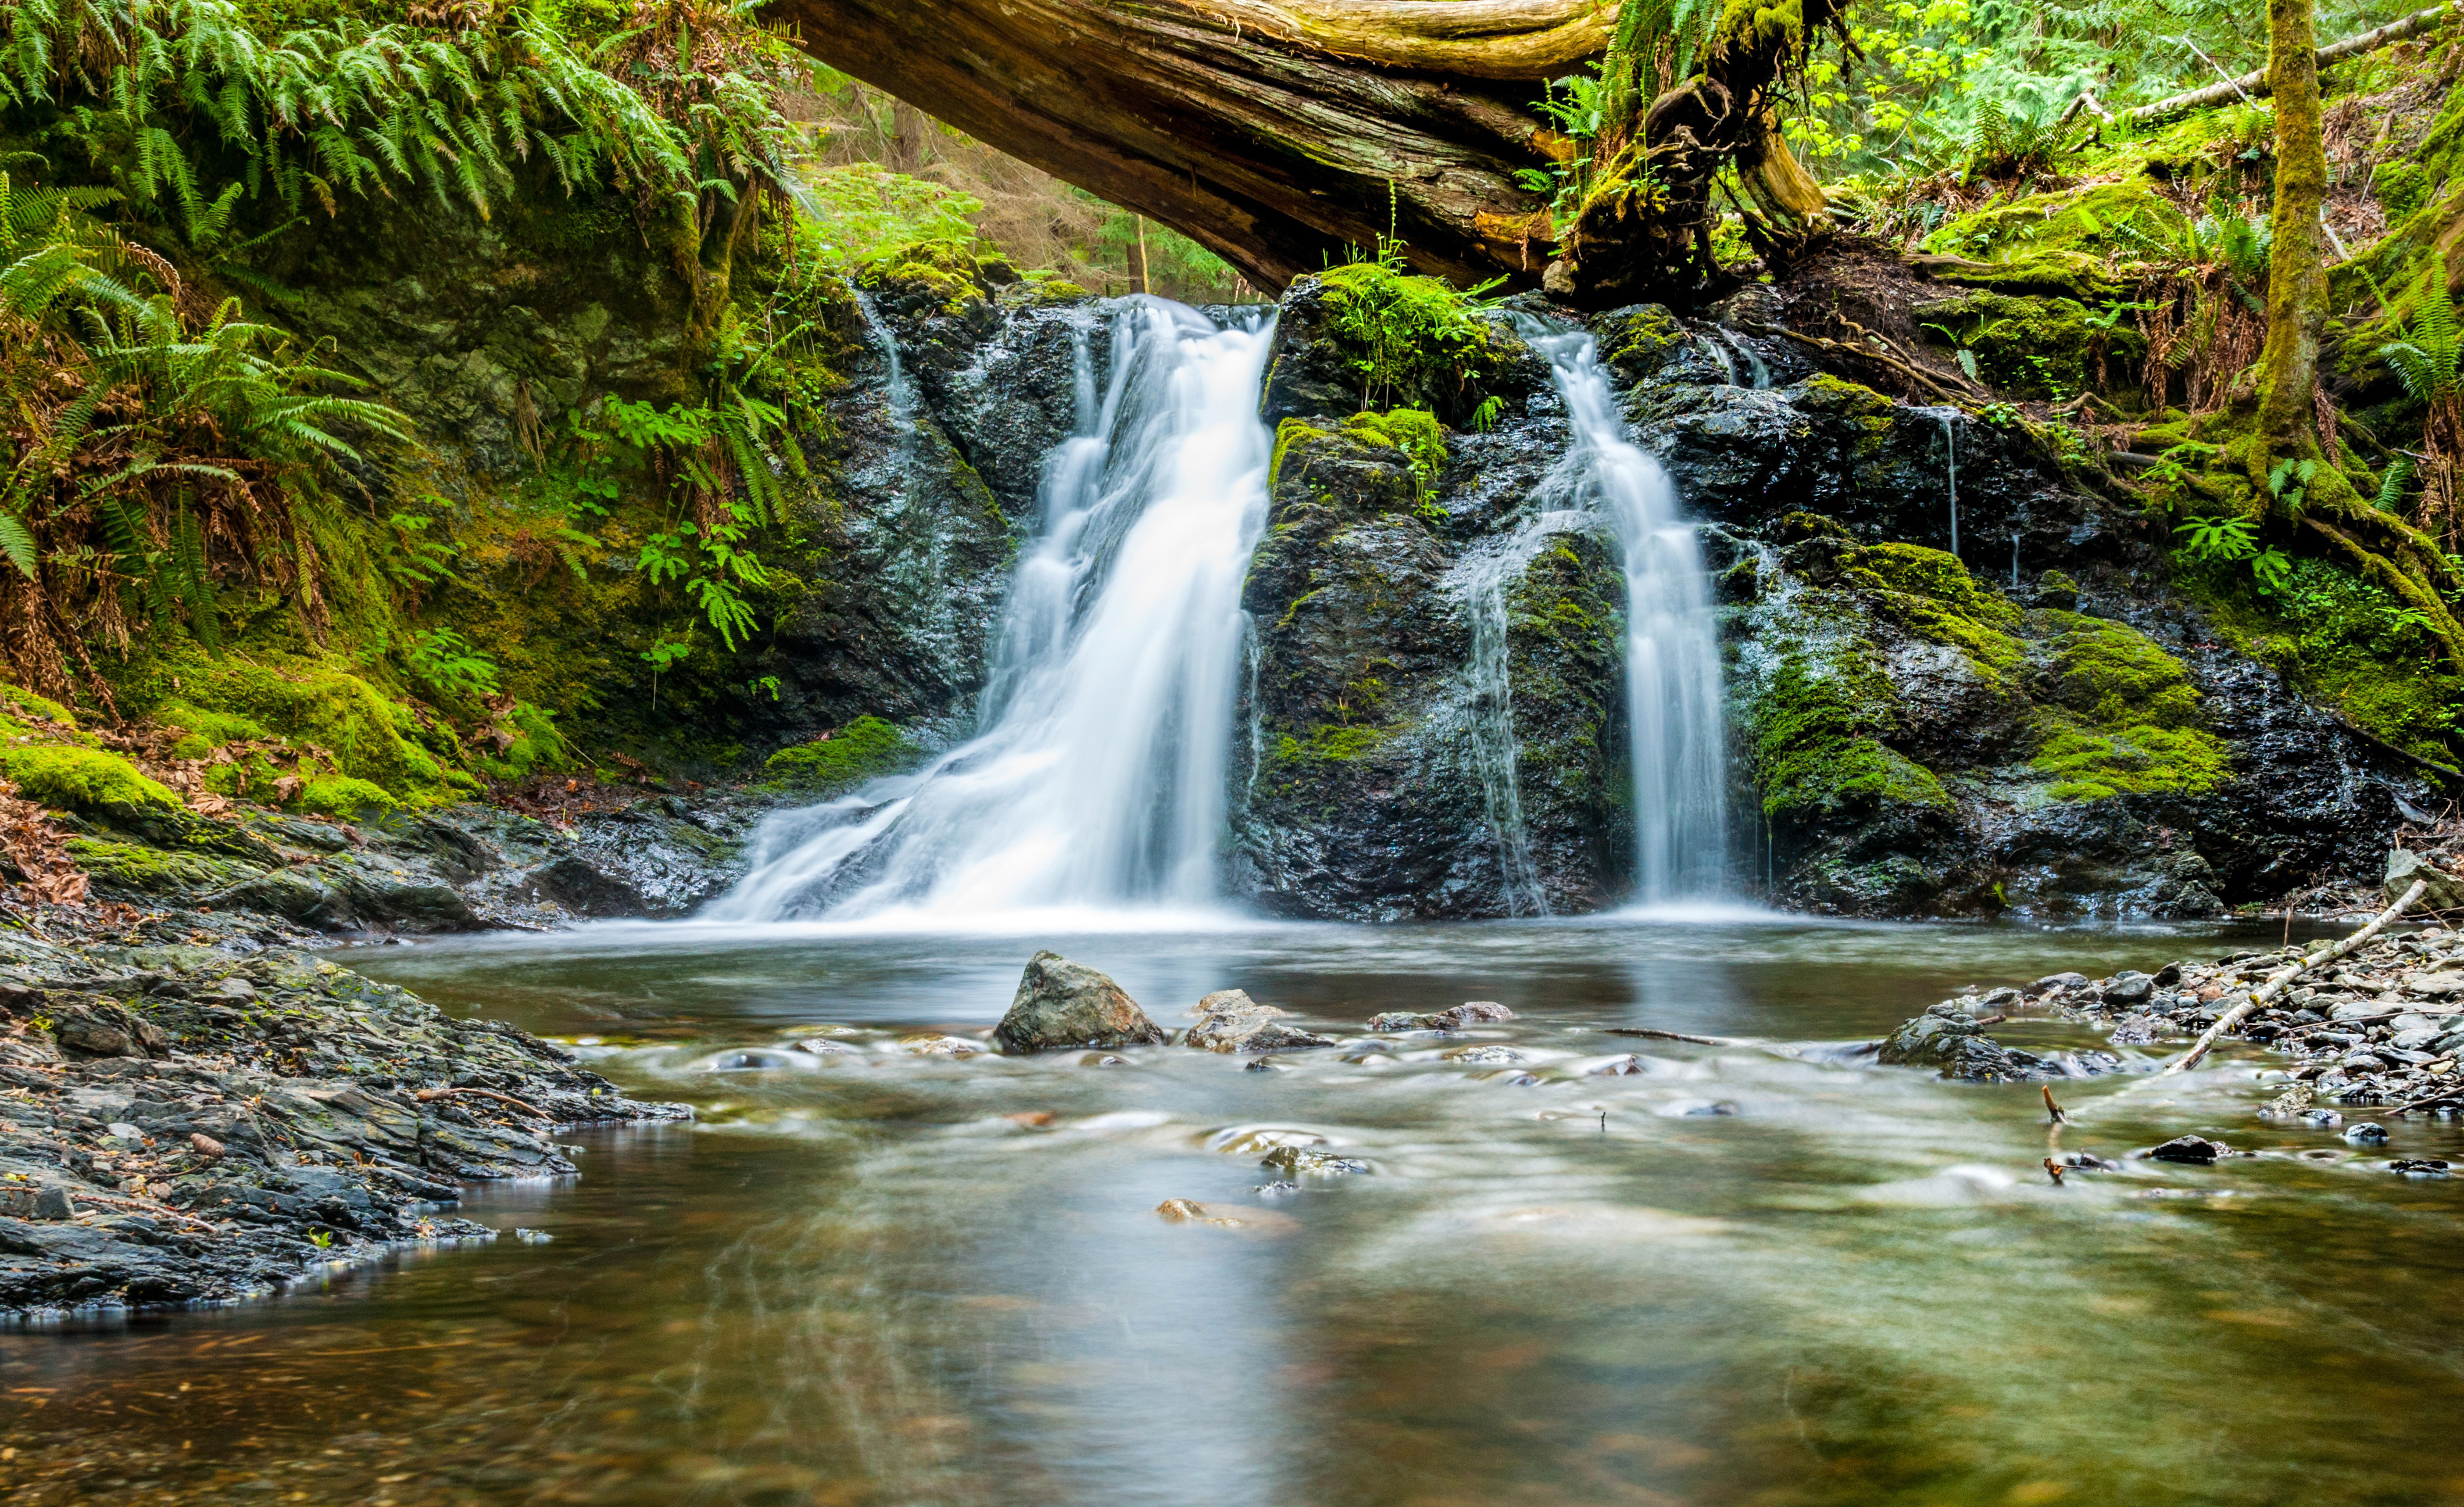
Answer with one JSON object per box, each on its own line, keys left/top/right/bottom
{"left": 775, "top": 0, "right": 1835, "bottom": 302}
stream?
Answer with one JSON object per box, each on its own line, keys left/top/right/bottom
{"left": 8, "top": 914, "right": 2464, "bottom": 1505}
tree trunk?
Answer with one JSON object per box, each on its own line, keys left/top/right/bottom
{"left": 774, "top": 0, "right": 1826, "bottom": 301}
{"left": 2256, "top": 0, "right": 2329, "bottom": 451}
{"left": 1128, "top": 214, "right": 1151, "bottom": 294}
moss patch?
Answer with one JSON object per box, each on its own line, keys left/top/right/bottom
{"left": 761, "top": 716, "right": 922, "bottom": 796}
{"left": 0, "top": 746, "right": 180, "bottom": 812}
{"left": 1271, "top": 724, "right": 1390, "bottom": 765}
{"left": 2032, "top": 725, "right": 2231, "bottom": 800}
{"left": 1750, "top": 658, "right": 1952, "bottom": 818}
{"left": 299, "top": 776, "right": 402, "bottom": 819}
{"left": 1916, "top": 289, "right": 2145, "bottom": 398}
{"left": 1838, "top": 543, "right": 2026, "bottom": 678}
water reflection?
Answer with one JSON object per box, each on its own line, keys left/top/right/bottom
{"left": 5, "top": 918, "right": 2458, "bottom": 1507}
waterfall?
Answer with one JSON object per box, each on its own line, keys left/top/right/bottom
{"left": 1940, "top": 412, "right": 1959, "bottom": 559}
{"left": 1719, "top": 328, "right": 1772, "bottom": 389}
{"left": 2011, "top": 533, "right": 2022, "bottom": 589}
{"left": 853, "top": 288, "right": 916, "bottom": 439}
{"left": 1517, "top": 321, "right": 1730, "bottom": 904}
{"left": 1450, "top": 510, "right": 1592, "bottom": 917}
{"left": 711, "top": 300, "right": 1276, "bottom": 922}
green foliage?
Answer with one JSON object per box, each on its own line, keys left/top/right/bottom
{"left": 400, "top": 627, "right": 500, "bottom": 704}
{"left": 2376, "top": 254, "right": 2463, "bottom": 409}
{"left": 761, "top": 715, "right": 921, "bottom": 795}
{"left": 0, "top": 0, "right": 751, "bottom": 230}
{"left": 1315, "top": 257, "right": 1501, "bottom": 420}
{"left": 296, "top": 774, "right": 396, "bottom": 818}
{"left": 1340, "top": 410, "right": 1447, "bottom": 500}
{"left": 792, "top": 165, "right": 983, "bottom": 267}
{"left": 1966, "top": 99, "right": 2059, "bottom": 180}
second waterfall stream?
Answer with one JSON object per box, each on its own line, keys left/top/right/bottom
{"left": 716, "top": 298, "right": 1730, "bottom": 922}
{"left": 1518, "top": 321, "right": 1730, "bottom": 904}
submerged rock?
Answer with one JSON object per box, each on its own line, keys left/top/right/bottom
{"left": 2145, "top": 1135, "right": 2233, "bottom": 1164}
{"left": 1260, "top": 1144, "right": 1368, "bottom": 1176}
{"left": 1367, "top": 1001, "right": 1518, "bottom": 1032}
{"left": 1874, "top": 1001, "right": 2115, "bottom": 1082}
{"left": 993, "top": 953, "right": 1166, "bottom": 1054}
{"left": 1183, "top": 990, "right": 1336, "bottom": 1053}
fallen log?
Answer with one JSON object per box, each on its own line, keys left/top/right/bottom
{"left": 2119, "top": 4, "right": 2457, "bottom": 126}
{"left": 2161, "top": 876, "right": 2430, "bottom": 1076}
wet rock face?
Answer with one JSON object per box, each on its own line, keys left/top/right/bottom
{"left": 765, "top": 280, "right": 1096, "bottom": 740}
{"left": 995, "top": 953, "right": 1167, "bottom": 1054}
{"left": 1230, "top": 292, "right": 1629, "bottom": 921}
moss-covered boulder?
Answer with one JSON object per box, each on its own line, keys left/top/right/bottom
{"left": 761, "top": 717, "right": 924, "bottom": 796}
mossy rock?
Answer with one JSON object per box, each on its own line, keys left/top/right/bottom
{"left": 1748, "top": 657, "right": 1953, "bottom": 819}
{"left": 1313, "top": 261, "right": 1501, "bottom": 422}
{"left": 65, "top": 837, "right": 264, "bottom": 900}
{"left": 130, "top": 654, "right": 476, "bottom": 805}
{"left": 1915, "top": 290, "right": 2145, "bottom": 398}
{"left": 1597, "top": 304, "right": 1690, "bottom": 382}
{"left": 761, "top": 716, "right": 923, "bottom": 796}
{"left": 0, "top": 683, "right": 80, "bottom": 731}
{"left": 2031, "top": 724, "right": 2230, "bottom": 800}
{"left": 1837, "top": 542, "right": 2025, "bottom": 678}
{"left": 0, "top": 746, "right": 180, "bottom": 812}
{"left": 1921, "top": 177, "right": 2182, "bottom": 295}
{"left": 2034, "top": 611, "right": 2202, "bottom": 730}
{"left": 1340, "top": 409, "right": 1447, "bottom": 501}
{"left": 859, "top": 240, "right": 1017, "bottom": 317}
{"left": 1270, "top": 724, "right": 1390, "bottom": 765}
{"left": 298, "top": 776, "right": 402, "bottom": 819}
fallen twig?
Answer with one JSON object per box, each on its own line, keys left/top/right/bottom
{"left": 2162, "top": 879, "right": 2430, "bottom": 1075}
{"left": 1605, "top": 1026, "right": 1743, "bottom": 1047}
{"left": 2042, "top": 1085, "right": 2069, "bottom": 1124}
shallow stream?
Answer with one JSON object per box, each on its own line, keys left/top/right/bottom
{"left": 8, "top": 914, "right": 2464, "bottom": 1505}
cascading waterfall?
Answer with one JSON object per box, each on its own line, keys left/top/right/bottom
{"left": 1517, "top": 320, "right": 1730, "bottom": 903}
{"left": 711, "top": 300, "right": 1276, "bottom": 922}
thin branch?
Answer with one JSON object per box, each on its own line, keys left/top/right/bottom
{"left": 2161, "top": 877, "right": 2429, "bottom": 1075}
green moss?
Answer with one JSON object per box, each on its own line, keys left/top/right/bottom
{"left": 126, "top": 652, "right": 475, "bottom": 805}
{"left": 64, "top": 837, "right": 260, "bottom": 898}
{"left": 0, "top": 683, "right": 78, "bottom": 729}
{"left": 1839, "top": 543, "right": 2025, "bottom": 677}
{"left": 1271, "top": 418, "right": 1334, "bottom": 493}
{"left": 2036, "top": 611, "right": 2202, "bottom": 729}
{"left": 857, "top": 239, "right": 1015, "bottom": 316}
{"left": 1915, "top": 290, "right": 2145, "bottom": 398}
{"left": 1749, "top": 657, "right": 1951, "bottom": 818}
{"left": 1342, "top": 409, "right": 1447, "bottom": 499}
{"left": 1920, "top": 176, "right": 2183, "bottom": 291}
{"left": 2374, "top": 161, "right": 2431, "bottom": 225}
{"left": 1314, "top": 262, "right": 1499, "bottom": 420}
{"left": 2032, "top": 725, "right": 2230, "bottom": 799}
{"left": 476, "top": 701, "right": 570, "bottom": 782}
{"left": 1597, "top": 304, "right": 1688, "bottom": 381}
{"left": 1271, "top": 724, "right": 1389, "bottom": 764}
{"left": 0, "top": 746, "right": 180, "bottom": 811}
{"left": 2175, "top": 554, "right": 2462, "bottom": 763}
{"left": 158, "top": 704, "right": 273, "bottom": 761}
{"left": 761, "top": 715, "right": 922, "bottom": 795}
{"left": 298, "top": 776, "right": 400, "bottom": 818}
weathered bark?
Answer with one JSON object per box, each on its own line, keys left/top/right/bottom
{"left": 778, "top": 0, "right": 1825, "bottom": 301}
{"left": 2119, "top": 3, "right": 2454, "bottom": 126}
{"left": 2256, "top": 0, "right": 2330, "bottom": 450}
{"left": 775, "top": 0, "right": 1604, "bottom": 291}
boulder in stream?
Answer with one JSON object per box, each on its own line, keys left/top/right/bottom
{"left": 1184, "top": 990, "right": 1336, "bottom": 1053}
{"left": 1875, "top": 1001, "right": 2115, "bottom": 1082}
{"left": 993, "top": 952, "right": 1167, "bottom": 1054}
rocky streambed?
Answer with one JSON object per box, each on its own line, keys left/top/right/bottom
{"left": 0, "top": 923, "right": 685, "bottom": 1318}
{"left": 1875, "top": 847, "right": 2464, "bottom": 1176}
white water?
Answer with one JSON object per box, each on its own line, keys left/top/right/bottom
{"left": 1449, "top": 508, "right": 1594, "bottom": 916}
{"left": 713, "top": 300, "right": 1276, "bottom": 922}
{"left": 1520, "top": 323, "right": 1731, "bottom": 903}
{"left": 1940, "top": 411, "right": 1959, "bottom": 558}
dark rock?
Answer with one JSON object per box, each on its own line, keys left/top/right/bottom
{"left": 1260, "top": 1144, "right": 1368, "bottom": 1176}
{"left": 52, "top": 1012, "right": 138, "bottom": 1058}
{"left": 993, "top": 953, "right": 1166, "bottom": 1054}
{"left": 2145, "top": 1135, "right": 2233, "bottom": 1164}
{"left": 2345, "top": 1122, "right": 2391, "bottom": 1146}
{"left": 2102, "top": 971, "right": 2155, "bottom": 1004}
{"left": 1875, "top": 1003, "right": 2114, "bottom": 1081}
{"left": 2390, "top": 1159, "right": 2451, "bottom": 1176}
{"left": 32, "top": 1187, "right": 77, "bottom": 1219}
{"left": 2032, "top": 972, "right": 2090, "bottom": 994}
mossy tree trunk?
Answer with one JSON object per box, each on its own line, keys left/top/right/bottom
{"left": 777, "top": 0, "right": 1831, "bottom": 302}
{"left": 2255, "top": 0, "right": 2329, "bottom": 451}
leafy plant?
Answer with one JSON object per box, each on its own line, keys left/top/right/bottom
{"left": 400, "top": 627, "right": 501, "bottom": 704}
{"left": 2376, "top": 254, "right": 2464, "bottom": 549}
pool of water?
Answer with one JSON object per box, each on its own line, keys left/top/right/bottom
{"left": 7, "top": 912, "right": 2464, "bottom": 1506}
